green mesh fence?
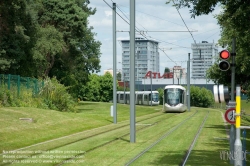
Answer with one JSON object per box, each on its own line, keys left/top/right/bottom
{"left": 0, "top": 74, "right": 44, "bottom": 97}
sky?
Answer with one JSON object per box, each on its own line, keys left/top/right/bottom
{"left": 88, "top": 0, "right": 223, "bottom": 75}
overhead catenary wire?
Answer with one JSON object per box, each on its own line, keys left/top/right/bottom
{"left": 109, "top": 1, "right": 219, "bottom": 49}
{"left": 116, "top": 5, "right": 148, "bottom": 32}
{"left": 116, "top": 3, "right": 197, "bottom": 31}
{"left": 172, "top": 0, "right": 199, "bottom": 49}
{"left": 104, "top": 0, "right": 177, "bottom": 65}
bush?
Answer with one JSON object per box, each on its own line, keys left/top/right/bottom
{"left": 157, "top": 88, "right": 164, "bottom": 105}
{"left": 190, "top": 86, "right": 214, "bottom": 107}
{"left": 39, "top": 77, "right": 77, "bottom": 112}
{"left": 0, "top": 77, "right": 76, "bottom": 112}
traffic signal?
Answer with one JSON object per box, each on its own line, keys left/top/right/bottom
{"left": 219, "top": 50, "right": 230, "bottom": 71}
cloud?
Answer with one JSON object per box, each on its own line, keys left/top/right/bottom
{"left": 88, "top": 1, "right": 222, "bottom": 74}
{"left": 105, "top": 10, "right": 112, "bottom": 17}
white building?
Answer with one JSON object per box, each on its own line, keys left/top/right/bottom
{"left": 191, "top": 41, "right": 218, "bottom": 79}
{"left": 170, "top": 66, "right": 186, "bottom": 80}
{"left": 121, "top": 37, "right": 160, "bottom": 81}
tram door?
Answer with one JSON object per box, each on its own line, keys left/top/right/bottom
{"left": 138, "top": 94, "right": 143, "bottom": 105}
{"left": 143, "top": 94, "right": 149, "bottom": 105}
{"left": 126, "top": 93, "right": 130, "bottom": 104}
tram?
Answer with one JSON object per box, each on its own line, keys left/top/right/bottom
{"left": 163, "top": 85, "right": 187, "bottom": 112}
{"left": 117, "top": 91, "right": 160, "bottom": 106}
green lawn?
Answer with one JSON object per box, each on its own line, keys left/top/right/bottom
{"left": 0, "top": 102, "right": 161, "bottom": 152}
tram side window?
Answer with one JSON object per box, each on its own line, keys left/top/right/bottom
{"left": 138, "top": 94, "right": 142, "bottom": 100}
{"left": 144, "top": 94, "right": 148, "bottom": 101}
{"left": 126, "top": 94, "right": 130, "bottom": 100}
{"left": 120, "top": 94, "right": 124, "bottom": 100}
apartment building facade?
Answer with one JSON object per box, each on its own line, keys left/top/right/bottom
{"left": 191, "top": 41, "right": 218, "bottom": 79}
{"left": 121, "top": 37, "right": 160, "bottom": 82}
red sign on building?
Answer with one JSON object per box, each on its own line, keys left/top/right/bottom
{"left": 144, "top": 71, "right": 173, "bottom": 79}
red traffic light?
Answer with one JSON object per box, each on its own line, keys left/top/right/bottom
{"left": 220, "top": 50, "right": 230, "bottom": 59}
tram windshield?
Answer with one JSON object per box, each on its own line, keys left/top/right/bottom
{"left": 149, "top": 93, "right": 159, "bottom": 102}
{"left": 164, "top": 88, "right": 184, "bottom": 106}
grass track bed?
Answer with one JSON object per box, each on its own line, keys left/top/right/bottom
{"left": 62, "top": 111, "right": 201, "bottom": 165}
{"left": 126, "top": 110, "right": 208, "bottom": 166}
{"left": 2, "top": 101, "right": 250, "bottom": 165}
{"left": 1, "top": 110, "right": 174, "bottom": 165}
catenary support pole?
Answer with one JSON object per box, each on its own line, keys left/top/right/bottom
{"left": 112, "top": 3, "right": 117, "bottom": 124}
{"left": 151, "top": 71, "right": 152, "bottom": 106}
{"left": 123, "top": 73, "right": 125, "bottom": 104}
{"left": 234, "top": 85, "right": 242, "bottom": 166}
{"left": 173, "top": 69, "right": 174, "bottom": 84}
{"left": 229, "top": 38, "right": 236, "bottom": 164}
{"left": 187, "top": 53, "right": 190, "bottom": 111}
{"left": 129, "top": 0, "right": 136, "bottom": 143}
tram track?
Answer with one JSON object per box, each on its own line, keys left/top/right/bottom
{"left": 54, "top": 112, "right": 181, "bottom": 166}
{"left": 180, "top": 111, "right": 210, "bottom": 166}
{"left": 124, "top": 110, "right": 199, "bottom": 166}
{"left": 3, "top": 110, "right": 209, "bottom": 166}
{"left": 55, "top": 118, "right": 162, "bottom": 166}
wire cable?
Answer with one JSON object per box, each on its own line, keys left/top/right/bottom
{"left": 172, "top": 0, "right": 198, "bottom": 48}
{"left": 104, "top": 0, "right": 178, "bottom": 65}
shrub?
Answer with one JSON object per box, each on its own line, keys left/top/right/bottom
{"left": 39, "top": 77, "right": 77, "bottom": 112}
{"left": 0, "top": 77, "right": 76, "bottom": 112}
{"left": 190, "top": 86, "right": 214, "bottom": 107}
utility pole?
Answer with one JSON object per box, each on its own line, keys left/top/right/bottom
{"left": 123, "top": 73, "right": 125, "bottom": 104}
{"left": 112, "top": 3, "right": 117, "bottom": 124}
{"left": 227, "top": 38, "right": 236, "bottom": 165}
{"left": 187, "top": 53, "right": 190, "bottom": 111}
{"left": 150, "top": 71, "right": 152, "bottom": 106}
{"left": 129, "top": 0, "right": 136, "bottom": 143}
{"left": 234, "top": 85, "right": 242, "bottom": 166}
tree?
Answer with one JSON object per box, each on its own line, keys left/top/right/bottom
{"left": 170, "top": 0, "right": 250, "bottom": 99}
{"left": 168, "top": 0, "right": 250, "bottom": 18}
{"left": 0, "top": 0, "right": 101, "bottom": 84}
{"left": 32, "top": 25, "right": 66, "bottom": 77}
{"left": 0, "top": 0, "right": 36, "bottom": 76}
{"left": 164, "top": 67, "right": 170, "bottom": 73}
{"left": 190, "top": 86, "right": 214, "bottom": 107}
{"left": 80, "top": 73, "right": 114, "bottom": 102}
{"left": 83, "top": 74, "right": 101, "bottom": 101}
{"left": 157, "top": 88, "right": 164, "bottom": 105}
{"left": 205, "top": 2, "right": 250, "bottom": 97}
{"left": 99, "top": 73, "right": 113, "bottom": 102}
{"left": 117, "top": 72, "right": 121, "bottom": 81}
{"left": 33, "top": 0, "right": 101, "bottom": 96}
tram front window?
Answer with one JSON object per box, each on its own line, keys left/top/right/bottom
{"left": 149, "top": 93, "right": 159, "bottom": 102}
{"left": 164, "top": 88, "right": 184, "bottom": 106}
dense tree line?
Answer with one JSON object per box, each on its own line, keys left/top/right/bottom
{"left": 0, "top": 0, "right": 101, "bottom": 98}
{"left": 170, "top": 0, "right": 250, "bottom": 99}
{"left": 80, "top": 73, "right": 114, "bottom": 102}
